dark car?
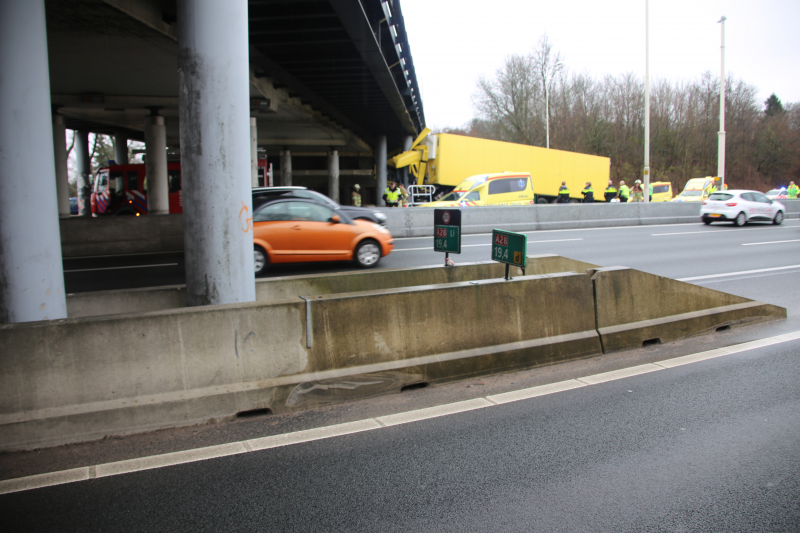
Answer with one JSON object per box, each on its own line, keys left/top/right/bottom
{"left": 251, "top": 186, "right": 388, "bottom": 225}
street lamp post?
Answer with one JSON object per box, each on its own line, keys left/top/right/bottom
{"left": 545, "top": 61, "right": 563, "bottom": 149}
{"left": 718, "top": 16, "right": 727, "bottom": 189}
{"left": 643, "top": 0, "right": 650, "bottom": 202}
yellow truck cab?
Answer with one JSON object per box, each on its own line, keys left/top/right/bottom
{"left": 672, "top": 177, "right": 715, "bottom": 202}
{"left": 419, "top": 172, "right": 534, "bottom": 207}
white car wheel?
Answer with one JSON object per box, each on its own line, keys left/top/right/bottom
{"left": 773, "top": 211, "right": 784, "bottom": 225}
{"left": 254, "top": 246, "right": 268, "bottom": 275}
{"left": 355, "top": 240, "right": 381, "bottom": 268}
{"left": 733, "top": 212, "right": 746, "bottom": 226}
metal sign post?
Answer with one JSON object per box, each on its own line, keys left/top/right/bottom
{"left": 491, "top": 229, "right": 527, "bottom": 280}
{"left": 434, "top": 209, "right": 461, "bottom": 266}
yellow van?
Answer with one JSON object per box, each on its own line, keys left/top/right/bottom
{"left": 419, "top": 172, "right": 534, "bottom": 207}
{"left": 649, "top": 181, "right": 673, "bottom": 202}
{"left": 671, "top": 177, "right": 715, "bottom": 202}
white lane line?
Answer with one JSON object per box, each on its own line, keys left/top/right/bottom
{"left": 64, "top": 251, "right": 182, "bottom": 260}
{"left": 678, "top": 264, "right": 800, "bottom": 282}
{"left": 393, "top": 238, "right": 582, "bottom": 252}
{"left": 64, "top": 263, "right": 178, "bottom": 273}
{"left": 394, "top": 222, "right": 707, "bottom": 241}
{"left": 0, "top": 467, "right": 89, "bottom": 495}
{"left": 742, "top": 239, "right": 800, "bottom": 246}
{"left": 376, "top": 398, "right": 493, "bottom": 426}
{"left": 3, "top": 329, "right": 799, "bottom": 495}
{"left": 652, "top": 226, "right": 790, "bottom": 236}
{"left": 247, "top": 420, "right": 381, "bottom": 451}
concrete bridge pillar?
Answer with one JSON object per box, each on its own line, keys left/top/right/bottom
{"left": 75, "top": 130, "right": 92, "bottom": 217}
{"left": 144, "top": 115, "right": 169, "bottom": 215}
{"left": 53, "top": 113, "right": 71, "bottom": 218}
{"left": 0, "top": 0, "right": 67, "bottom": 323}
{"left": 280, "top": 149, "right": 292, "bottom": 186}
{"left": 115, "top": 132, "right": 128, "bottom": 165}
{"left": 328, "top": 150, "right": 340, "bottom": 203}
{"left": 401, "top": 134, "right": 413, "bottom": 187}
{"left": 376, "top": 135, "right": 387, "bottom": 206}
{"left": 177, "top": 0, "right": 255, "bottom": 307}
{"left": 250, "top": 117, "right": 259, "bottom": 188}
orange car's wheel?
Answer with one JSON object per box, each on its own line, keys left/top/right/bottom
{"left": 354, "top": 239, "right": 381, "bottom": 268}
{"left": 254, "top": 245, "right": 268, "bottom": 276}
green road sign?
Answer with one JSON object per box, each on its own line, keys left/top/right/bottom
{"left": 491, "top": 229, "right": 526, "bottom": 268}
{"left": 434, "top": 225, "right": 461, "bottom": 253}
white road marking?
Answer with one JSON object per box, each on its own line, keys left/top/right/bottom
{"left": 394, "top": 222, "right": 707, "bottom": 241}
{"left": 3, "top": 329, "right": 799, "bottom": 495}
{"left": 742, "top": 239, "right": 800, "bottom": 246}
{"left": 376, "top": 398, "right": 493, "bottom": 426}
{"left": 64, "top": 263, "right": 178, "bottom": 273}
{"left": 393, "top": 238, "right": 582, "bottom": 252}
{"left": 678, "top": 264, "right": 800, "bottom": 282}
{"left": 652, "top": 226, "right": 790, "bottom": 236}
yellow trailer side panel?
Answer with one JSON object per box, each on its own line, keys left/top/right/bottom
{"left": 433, "top": 134, "right": 611, "bottom": 200}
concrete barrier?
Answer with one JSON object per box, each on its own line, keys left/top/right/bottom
{"left": 61, "top": 214, "right": 183, "bottom": 257}
{"left": 66, "top": 255, "right": 600, "bottom": 318}
{"left": 2, "top": 272, "right": 601, "bottom": 450}
{"left": 591, "top": 266, "right": 787, "bottom": 352}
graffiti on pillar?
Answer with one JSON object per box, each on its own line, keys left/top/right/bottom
{"left": 239, "top": 201, "right": 253, "bottom": 233}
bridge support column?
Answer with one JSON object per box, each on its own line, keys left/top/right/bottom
{"left": 280, "top": 149, "right": 292, "bottom": 186}
{"left": 376, "top": 135, "right": 387, "bottom": 206}
{"left": 328, "top": 150, "right": 340, "bottom": 203}
{"left": 145, "top": 115, "right": 169, "bottom": 215}
{"left": 250, "top": 117, "right": 259, "bottom": 187}
{"left": 75, "top": 130, "right": 92, "bottom": 217}
{"left": 177, "top": 0, "right": 255, "bottom": 307}
{"left": 53, "top": 113, "right": 71, "bottom": 218}
{"left": 115, "top": 132, "right": 128, "bottom": 165}
{"left": 0, "top": 0, "right": 67, "bottom": 323}
{"left": 401, "top": 134, "right": 413, "bottom": 187}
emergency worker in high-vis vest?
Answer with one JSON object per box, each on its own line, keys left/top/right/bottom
{"left": 581, "top": 182, "right": 594, "bottom": 203}
{"left": 618, "top": 180, "right": 630, "bottom": 203}
{"left": 604, "top": 180, "right": 617, "bottom": 202}
{"left": 788, "top": 181, "right": 799, "bottom": 199}
{"left": 557, "top": 181, "right": 570, "bottom": 203}
{"left": 383, "top": 182, "right": 401, "bottom": 207}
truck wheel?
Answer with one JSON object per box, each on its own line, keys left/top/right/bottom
{"left": 537, "top": 198, "right": 549, "bottom": 204}
{"left": 568, "top": 199, "right": 580, "bottom": 204}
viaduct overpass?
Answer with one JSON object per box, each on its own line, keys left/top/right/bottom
{"left": 0, "top": 0, "right": 426, "bottom": 323}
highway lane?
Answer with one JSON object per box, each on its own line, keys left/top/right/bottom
{"left": 63, "top": 219, "right": 800, "bottom": 293}
{"left": 6, "top": 230, "right": 800, "bottom": 531}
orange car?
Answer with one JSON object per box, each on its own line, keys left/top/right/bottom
{"left": 252, "top": 198, "right": 393, "bottom": 274}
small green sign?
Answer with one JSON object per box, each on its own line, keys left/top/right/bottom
{"left": 491, "top": 229, "right": 526, "bottom": 268}
{"left": 434, "top": 225, "right": 461, "bottom": 253}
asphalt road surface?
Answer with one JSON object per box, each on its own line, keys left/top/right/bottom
{"left": 2, "top": 218, "right": 798, "bottom": 532}
{"left": 63, "top": 218, "right": 800, "bottom": 293}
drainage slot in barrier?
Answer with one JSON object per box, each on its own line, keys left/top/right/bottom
{"left": 401, "top": 382, "right": 429, "bottom": 393}
{"left": 642, "top": 338, "right": 662, "bottom": 347}
{"left": 236, "top": 407, "right": 273, "bottom": 419}
{"left": 716, "top": 325, "right": 731, "bottom": 332}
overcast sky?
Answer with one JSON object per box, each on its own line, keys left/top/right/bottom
{"left": 400, "top": 0, "right": 800, "bottom": 130}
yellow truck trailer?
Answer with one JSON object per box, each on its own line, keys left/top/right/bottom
{"left": 390, "top": 129, "right": 611, "bottom": 203}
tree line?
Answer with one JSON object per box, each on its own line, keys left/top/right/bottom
{"left": 451, "top": 36, "right": 799, "bottom": 193}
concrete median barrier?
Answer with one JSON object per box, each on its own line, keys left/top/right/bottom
{"left": 67, "top": 255, "right": 599, "bottom": 318}
{"left": 1, "top": 272, "right": 601, "bottom": 450}
{"left": 591, "top": 266, "right": 787, "bottom": 352}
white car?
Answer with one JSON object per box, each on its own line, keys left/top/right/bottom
{"left": 700, "top": 190, "right": 785, "bottom": 226}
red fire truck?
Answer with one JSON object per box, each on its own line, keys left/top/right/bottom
{"left": 91, "top": 159, "right": 268, "bottom": 215}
